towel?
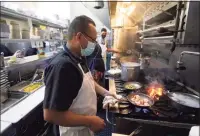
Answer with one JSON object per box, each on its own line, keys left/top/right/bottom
{"left": 189, "top": 126, "right": 199, "bottom": 136}
{"left": 103, "top": 95, "right": 123, "bottom": 109}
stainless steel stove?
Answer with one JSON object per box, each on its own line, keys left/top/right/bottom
{"left": 107, "top": 70, "right": 200, "bottom": 131}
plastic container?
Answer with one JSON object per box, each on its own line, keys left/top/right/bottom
{"left": 22, "top": 29, "right": 30, "bottom": 39}
{"left": 10, "top": 21, "right": 20, "bottom": 39}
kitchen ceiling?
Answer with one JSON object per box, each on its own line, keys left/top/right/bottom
{"left": 82, "top": 1, "right": 111, "bottom": 30}
{"left": 109, "top": 1, "right": 151, "bottom": 28}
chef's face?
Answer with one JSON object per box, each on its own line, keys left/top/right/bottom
{"left": 76, "top": 23, "right": 97, "bottom": 49}
{"left": 101, "top": 31, "right": 107, "bottom": 39}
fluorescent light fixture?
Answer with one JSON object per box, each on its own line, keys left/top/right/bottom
{"left": 119, "top": 5, "right": 136, "bottom": 16}
{"left": 127, "top": 5, "right": 136, "bottom": 16}
{"left": 116, "top": 15, "right": 123, "bottom": 26}
{"left": 119, "top": 8, "right": 126, "bottom": 14}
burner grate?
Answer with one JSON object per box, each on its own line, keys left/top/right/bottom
{"left": 113, "top": 78, "right": 200, "bottom": 127}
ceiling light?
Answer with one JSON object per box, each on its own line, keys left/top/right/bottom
{"left": 119, "top": 8, "right": 126, "bottom": 14}
{"left": 127, "top": 5, "right": 136, "bottom": 16}
{"left": 116, "top": 15, "right": 123, "bottom": 26}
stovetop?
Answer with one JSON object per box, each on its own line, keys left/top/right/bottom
{"left": 109, "top": 70, "right": 200, "bottom": 128}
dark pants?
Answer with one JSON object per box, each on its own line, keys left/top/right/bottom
{"left": 106, "top": 56, "right": 111, "bottom": 71}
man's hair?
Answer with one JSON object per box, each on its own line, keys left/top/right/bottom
{"left": 68, "top": 15, "right": 96, "bottom": 40}
{"left": 101, "top": 28, "right": 107, "bottom": 32}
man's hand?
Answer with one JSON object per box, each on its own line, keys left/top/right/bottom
{"left": 104, "top": 91, "right": 123, "bottom": 100}
{"left": 88, "top": 116, "right": 105, "bottom": 133}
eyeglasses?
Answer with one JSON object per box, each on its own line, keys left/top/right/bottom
{"left": 82, "top": 32, "right": 98, "bottom": 44}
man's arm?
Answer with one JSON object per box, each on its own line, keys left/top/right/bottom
{"left": 107, "top": 48, "right": 120, "bottom": 53}
{"left": 105, "top": 39, "right": 120, "bottom": 53}
{"left": 44, "top": 109, "right": 105, "bottom": 132}
{"left": 94, "top": 81, "right": 116, "bottom": 97}
{"left": 44, "top": 109, "right": 91, "bottom": 127}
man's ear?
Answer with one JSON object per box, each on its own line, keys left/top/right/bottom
{"left": 76, "top": 32, "right": 82, "bottom": 40}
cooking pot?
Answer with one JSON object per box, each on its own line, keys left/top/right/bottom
{"left": 121, "top": 62, "right": 140, "bottom": 81}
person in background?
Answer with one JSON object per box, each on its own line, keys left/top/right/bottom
{"left": 86, "top": 43, "right": 106, "bottom": 111}
{"left": 0, "top": 44, "right": 25, "bottom": 57}
{"left": 86, "top": 43, "right": 105, "bottom": 85}
{"left": 43, "top": 15, "right": 118, "bottom": 136}
{"left": 25, "top": 47, "right": 38, "bottom": 56}
{"left": 97, "top": 28, "right": 120, "bottom": 70}
{"left": 0, "top": 44, "right": 13, "bottom": 57}
{"left": 25, "top": 41, "right": 46, "bottom": 56}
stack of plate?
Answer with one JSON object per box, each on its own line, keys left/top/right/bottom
{"left": 0, "top": 69, "right": 10, "bottom": 103}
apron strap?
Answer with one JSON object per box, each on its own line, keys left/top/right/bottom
{"left": 77, "top": 64, "right": 85, "bottom": 75}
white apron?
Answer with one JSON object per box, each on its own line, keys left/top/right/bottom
{"left": 59, "top": 64, "right": 97, "bottom": 136}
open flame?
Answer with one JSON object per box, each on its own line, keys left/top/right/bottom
{"left": 147, "top": 82, "right": 164, "bottom": 101}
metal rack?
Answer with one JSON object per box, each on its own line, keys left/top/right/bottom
{"left": 0, "top": 6, "right": 66, "bottom": 29}
{"left": 0, "top": 38, "right": 65, "bottom": 44}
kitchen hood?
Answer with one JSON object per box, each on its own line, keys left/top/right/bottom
{"left": 82, "top": 1, "right": 111, "bottom": 30}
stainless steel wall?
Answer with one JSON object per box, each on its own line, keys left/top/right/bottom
{"left": 5, "top": 42, "right": 32, "bottom": 54}
{"left": 7, "top": 57, "right": 51, "bottom": 85}
{"left": 145, "top": 2, "right": 200, "bottom": 92}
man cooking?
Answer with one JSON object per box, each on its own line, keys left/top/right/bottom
{"left": 97, "top": 28, "right": 120, "bottom": 70}
{"left": 43, "top": 15, "right": 118, "bottom": 136}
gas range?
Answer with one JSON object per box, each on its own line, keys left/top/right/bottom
{"left": 108, "top": 70, "right": 200, "bottom": 129}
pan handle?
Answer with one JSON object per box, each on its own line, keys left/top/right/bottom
{"left": 106, "top": 107, "right": 116, "bottom": 126}
{"left": 129, "top": 125, "right": 142, "bottom": 136}
{"left": 163, "top": 90, "right": 170, "bottom": 95}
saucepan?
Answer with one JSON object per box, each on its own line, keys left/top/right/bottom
{"left": 164, "top": 91, "right": 200, "bottom": 112}
{"left": 127, "top": 92, "right": 154, "bottom": 108}
{"left": 123, "top": 82, "right": 143, "bottom": 91}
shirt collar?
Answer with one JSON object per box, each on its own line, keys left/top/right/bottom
{"left": 63, "top": 44, "right": 83, "bottom": 63}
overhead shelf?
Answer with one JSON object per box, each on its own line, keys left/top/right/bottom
{"left": 0, "top": 38, "right": 65, "bottom": 44}
{"left": 144, "top": 2, "right": 177, "bottom": 22}
{"left": 142, "top": 36, "right": 174, "bottom": 45}
{"left": 0, "top": 6, "right": 66, "bottom": 29}
{"left": 4, "top": 52, "right": 55, "bottom": 71}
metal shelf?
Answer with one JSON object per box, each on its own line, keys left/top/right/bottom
{"left": 144, "top": 2, "right": 177, "bottom": 22}
{"left": 4, "top": 53, "right": 55, "bottom": 71}
{"left": 0, "top": 39, "right": 65, "bottom": 44}
{"left": 0, "top": 6, "right": 66, "bottom": 29}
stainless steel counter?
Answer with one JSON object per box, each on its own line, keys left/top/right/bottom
{"left": 1, "top": 86, "right": 45, "bottom": 123}
{"left": 0, "top": 121, "right": 12, "bottom": 134}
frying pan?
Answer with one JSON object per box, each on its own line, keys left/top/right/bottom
{"left": 164, "top": 91, "right": 200, "bottom": 112}
{"left": 123, "top": 82, "right": 143, "bottom": 91}
{"left": 127, "top": 92, "right": 154, "bottom": 108}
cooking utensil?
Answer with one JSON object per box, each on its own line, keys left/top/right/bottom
{"left": 121, "top": 62, "right": 140, "bottom": 81}
{"left": 129, "top": 126, "right": 142, "bottom": 136}
{"left": 165, "top": 91, "right": 200, "bottom": 112}
{"left": 139, "top": 57, "right": 150, "bottom": 69}
{"left": 107, "top": 68, "right": 121, "bottom": 76}
{"left": 127, "top": 92, "right": 154, "bottom": 108}
{"left": 123, "top": 82, "right": 142, "bottom": 91}
{"left": 31, "top": 73, "right": 38, "bottom": 83}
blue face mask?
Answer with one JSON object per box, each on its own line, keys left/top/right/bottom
{"left": 81, "top": 41, "right": 95, "bottom": 56}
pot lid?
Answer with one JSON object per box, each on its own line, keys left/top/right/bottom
{"left": 121, "top": 62, "right": 140, "bottom": 67}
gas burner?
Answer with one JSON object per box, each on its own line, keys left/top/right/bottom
{"left": 134, "top": 107, "right": 151, "bottom": 114}
{"left": 119, "top": 108, "right": 133, "bottom": 114}
{"left": 113, "top": 78, "right": 200, "bottom": 126}
{"left": 150, "top": 106, "right": 179, "bottom": 118}
{"left": 118, "top": 103, "right": 130, "bottom": 109}
{"left": 143, "top": 108, "right": 150, "bottom": 114}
